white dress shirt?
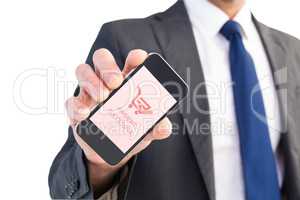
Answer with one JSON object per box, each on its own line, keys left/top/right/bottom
{"left": 184, "top": 0, "right": 284, "bottom": 200}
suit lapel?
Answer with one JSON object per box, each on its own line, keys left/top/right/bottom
{"left": 150, "top": 1, "right": 215, "bottom": 200}
{"left": 254, "top": 17, "right": 288, "bottom": 133}
{"left": 254, "top": 17, "right": 300, "bottom": 198}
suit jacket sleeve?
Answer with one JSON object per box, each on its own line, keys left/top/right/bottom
{"left": 48, "top": 23, "right": 127, "bottom": 199}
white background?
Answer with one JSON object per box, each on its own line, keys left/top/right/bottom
{"left": 0, "top": 0, "right": 299, "bottom": 199}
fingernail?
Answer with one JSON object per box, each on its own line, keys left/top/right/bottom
{"left": 106, "top": 73, "right": 123, "bottom": 89}
{"left": 97, "top": 88, "right": 110, "bottom": 102}
{"left": 160, "top": 120, "right": 172, "bottom": 133}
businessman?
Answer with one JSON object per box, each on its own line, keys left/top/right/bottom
{"left": 49, "top": 0, "right": 300, "bottom": 199}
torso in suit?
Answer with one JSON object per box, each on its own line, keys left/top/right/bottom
{"left": 48, "top": 1, "right": 300, "bottom": 199}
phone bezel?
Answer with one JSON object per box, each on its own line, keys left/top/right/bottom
{"left": 76, "top": 53, "right": 188, "bottom": 165}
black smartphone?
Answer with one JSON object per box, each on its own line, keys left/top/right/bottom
{"left": 76, "top": 53, "right": 188, "bottom": 165}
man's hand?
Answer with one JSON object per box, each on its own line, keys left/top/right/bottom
{"left": 65, "top": 49, "right": 172, "bottom": 196}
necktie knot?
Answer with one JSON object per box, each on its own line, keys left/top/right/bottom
{"left": 220, "top": 20, "right": 242, "bottom": 40}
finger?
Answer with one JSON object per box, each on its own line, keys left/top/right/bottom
{"left": 65, "top": 97, "right": 90, "bottom": 125}
{"left": 76, "top": 64, "right": 110, "bottom": 102}
{"left": 93, "top": 48, "right": 124, "bottom": 90}
{"left": 150, "top": 117, "right": 172, "bottom": 140}
{"left": 122, "top": 49, "right": 148, "bottom": 76}
{"left": 77, "top": 88, "right": 96, "bottom": 108}
{"left": 124, "top": 138, "right": 152, "bottom": 160}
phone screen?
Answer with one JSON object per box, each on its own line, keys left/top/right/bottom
{"left": 90, "top": 65, "right": 177, "bottom": 153}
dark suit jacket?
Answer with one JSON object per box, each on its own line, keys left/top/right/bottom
{"left": 48, "top": 1, "right": 300, "bottom": 199}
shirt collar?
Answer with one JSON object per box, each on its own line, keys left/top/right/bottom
{"left": 234, "top": 3, "right": 253, "bottom": 40}
{"left": 184, "top": 0, "right": 252, "bottom": 39}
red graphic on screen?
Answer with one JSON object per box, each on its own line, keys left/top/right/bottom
{"left": 129, "top": 86, "right": 153, "bottom": 115}
{"left": 90, "top": 66, "right": 177, "bottom": 153}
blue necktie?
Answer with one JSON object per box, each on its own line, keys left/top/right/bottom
{"left": 220, "top": 20, "right": 281, "bottom": 200}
